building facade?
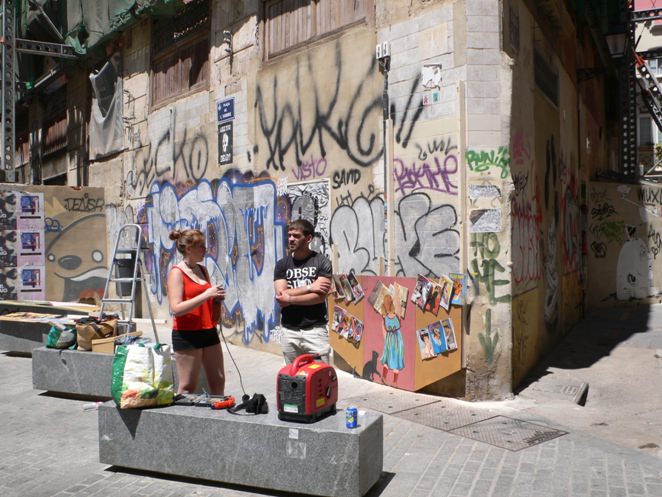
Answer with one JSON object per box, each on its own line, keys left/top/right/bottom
{"left": 12, "top": 0, "right": 659, "bottom": 400}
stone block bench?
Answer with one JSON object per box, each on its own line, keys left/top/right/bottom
{"left": 32, "top": 347, "right": 209, "bottom": 398}
{"left": 0, "top": 319, "right": 51, "bottom": 354}
{"left": 99, "top": 402, "right": 383, "bottom": 497}
{"left": 0, "top": 302, "right": 90, "bottom": 354}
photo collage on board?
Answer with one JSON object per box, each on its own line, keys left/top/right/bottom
{"left": 411, "top": 272, "right": 467, "bottom": 313}
{"left": 416, "top": 317, "right": 458, "bottom": 360}
{"left": 368, "top": 281, "right": 409, "bottom": 319}
{"left": 332, "top": 271, "right": 365, "bottom": 304}
{"left": 410, "top": 272, "right": 465, "bottom": 360}
{"left": 332, "top": 305, "right": 363, "bottom": 346}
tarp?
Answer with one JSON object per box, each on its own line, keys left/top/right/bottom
{"left": 17, "top": 0, "right": 186, "bottom": 55}
{"left": 64, "top": 0, "right": 182, "bottom": 54}
{"left": 88, "top": 53, "right": 124, "bottom": 159}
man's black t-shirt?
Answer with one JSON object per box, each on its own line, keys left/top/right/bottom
{"left": 274, "top": 251, "right": 332, "bottom": 329}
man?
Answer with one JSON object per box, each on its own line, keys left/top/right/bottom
{"left": 274, "top": 219, "right": 332, "bottom": 364}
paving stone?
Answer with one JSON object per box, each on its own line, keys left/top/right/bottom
{"left": 3, "top": 337, "right": 662, "bottom": 497}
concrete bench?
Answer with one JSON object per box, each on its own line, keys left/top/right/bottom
{"left": 99, "top": 402, "right": 383, "bottom": 497}
{"left": 32, "top": 347, "right": 210, "bottom": 398}
{"left": 0, "top": 320, "right": 50, "bottom": 354}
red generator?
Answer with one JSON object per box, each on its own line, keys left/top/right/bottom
{"left": 277, "top": 354, "right": 338, "bottom": 423}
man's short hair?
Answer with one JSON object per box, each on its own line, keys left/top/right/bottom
{"left": 288, "top": 218, "right": 315, "bottom": 237}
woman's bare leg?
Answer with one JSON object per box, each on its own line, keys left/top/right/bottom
{"left": 202, "top": 343, "right": 225, "bottom": 395}
{"left": 175, "top": 349, "right": 202, "bottom": 394}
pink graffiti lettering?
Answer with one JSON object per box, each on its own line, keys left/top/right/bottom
{"left": 512, "top": 196, "right": 542, "bottom": 286}
{"left": 292, "top": 156, "right": 328, "bottom": 181}
{"left": 511, "top": 131, "right": 531, "bottom": 168}
{"left": 393, "top": 154, "right": 458, "bottom": 196}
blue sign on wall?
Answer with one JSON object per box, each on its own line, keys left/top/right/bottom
{"left": 216, "top": 97, "right": 235, "bottom": 123}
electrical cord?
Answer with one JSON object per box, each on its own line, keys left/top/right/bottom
{"left": 219, "top": 325, "right": 247, "bottom": 400}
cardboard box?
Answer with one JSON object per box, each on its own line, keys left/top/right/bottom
{"left": 92, "top": 331, "right": 143, "bottom": 354}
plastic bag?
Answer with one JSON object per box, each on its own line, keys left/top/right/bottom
{"left": 45, "top": 324, "right": 76, "bottom": 349}
{"left": 111, "top": 342, "right": 174, "bottom": 409}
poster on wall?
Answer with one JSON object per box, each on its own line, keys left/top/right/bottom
{"left": 287, "top": 179, "right": 331, "bottom": 258}
{"left": 0, "top": 231, "right": 18, "bottom": 268}
{"left": 0, "top": 267, "right": 18, "bottom": 300}
{"left": 218, "top": 121, "right": 233, "bottom": 166}
{"left": 14, "top": 192, "right": 45, "bottom": 301}
{"left": 0, "top": 192, "right": 17, "bottom": 230}
{"left": 18, "top": 265, "right": 45, "bottom": 300}
{"left": 19, "top": 231, "right": 43, "bottom": 262}
{"left": 17, "top": 192, "right": 44, "bottom": 228}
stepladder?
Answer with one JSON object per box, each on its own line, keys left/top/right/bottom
{"left": 100, "top": 224, "right": 160, "bottom": 343}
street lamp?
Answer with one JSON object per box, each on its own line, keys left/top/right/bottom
{"left": 605, "top": 32, "right": 628, "bottom": 58}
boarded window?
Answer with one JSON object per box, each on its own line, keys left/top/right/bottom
{"left": 42, "top": 88, "right": 68, "bottom": 157}
{"left": 150, "top": 0, "right": 210, "bottom": 108}
{"left": 264, "top": 0, "right": 373, "bottom": 58}
{"left": 534, "top": 49, "right": 559, "bottom": 107}
{"left": 15, "top": 114, "right": 29, "bottom": 167}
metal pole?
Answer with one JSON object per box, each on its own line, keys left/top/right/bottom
{"left": 1, "top": 0, "right": 16, "bottom": 172}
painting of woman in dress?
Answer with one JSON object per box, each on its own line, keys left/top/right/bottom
{"left": 380, "top": 293, "right": 404, "bottom": 383}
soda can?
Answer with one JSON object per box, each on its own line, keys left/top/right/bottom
{"left": 346, "top": 406, "right": 358, "bottom": 429}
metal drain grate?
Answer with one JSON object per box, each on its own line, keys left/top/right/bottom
{"left": 340, "top": 390, "right": 440, "bottom": 414}
{"left": 449, "top": 416, "right": 567, "bottom": 451}
{"left": 392, "top": 401, "right": 494, "bottom": 431}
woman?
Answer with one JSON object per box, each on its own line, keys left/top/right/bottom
{"left": 380, "top": 293, "right": 404, "bottom": 383}
{"left": 167, "top": 229, "right": 226, "bottom": 395}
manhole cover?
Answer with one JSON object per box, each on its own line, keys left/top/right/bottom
{"left": 340, "top": 390, "right": 440, "bottom": 414}
{"left": 393, "top": 401, "right": 494, "bottom": 431}
{"left": 522, "top": 381, "right": 589, "bottom": 405}
{"left": 450, "top": 416, "right": 567, "bottom": 451}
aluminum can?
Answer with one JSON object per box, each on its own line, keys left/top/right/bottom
{"left": 345, "top": 406, "right": 358, "bottom": 428}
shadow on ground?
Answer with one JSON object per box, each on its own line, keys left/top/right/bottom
{"left": 515, "top": 303, "right": 656, "bottom": 394}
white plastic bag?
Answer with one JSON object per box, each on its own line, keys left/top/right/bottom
{"left": 111, "top": 343, "right": 174, "bottom": 409}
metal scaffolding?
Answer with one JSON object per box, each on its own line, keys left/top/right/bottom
{"left": 630, "top": 1, "right": 662, "bottom": 179}
{"left": 1, "top": 0, "right": 15, "bottom": 171}
{"left": 1, "top": 0, "right": 78, "bottom": 175}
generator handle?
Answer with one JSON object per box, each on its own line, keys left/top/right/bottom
{"left": 291, "top": 354, "right": 315, "bottom": 373}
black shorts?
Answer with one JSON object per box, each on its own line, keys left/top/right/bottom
{"left": 171, "top": 328, "right": 220, "bottom": 352}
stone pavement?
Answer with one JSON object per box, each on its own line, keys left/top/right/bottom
{"left": 2, "top": 311, "right": 662, "bottom": 497}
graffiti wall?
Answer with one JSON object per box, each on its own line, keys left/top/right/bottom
{"left": 141, "top": 173, "right": 287, "bottom": 351}
{"left": 464, "top": 140, "right": 513, "bottom": 396}
{"left": 507, "top": 17, "right": 589, "bottom": 388}
{"left": 124, "top": 92, "right": 215, "bottom": 199}
{"left": 251, "top": 28, "right": 382, "bottom": 179}
{"left": 587, "top": 182, "right": 662, "bottom": 307}
{"left": 0, "top": 185, "right": 107, "bottom": 303}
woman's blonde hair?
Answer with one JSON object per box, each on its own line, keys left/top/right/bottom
{"left": 381, "top": 293, "right": 394, "bottom": 315}
{"left": 169, "top": 229, "right": 205, "bottom": 255}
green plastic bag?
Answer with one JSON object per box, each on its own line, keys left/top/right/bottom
{"left": 46, "top": 324, "right": 76, "bottom": 349}
{"left": 111, "top": 342, "right": 174, "bottom": 409}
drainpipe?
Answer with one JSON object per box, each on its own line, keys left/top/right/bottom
{"left": 379, "top": 47, "right": 393, "bottom": 276}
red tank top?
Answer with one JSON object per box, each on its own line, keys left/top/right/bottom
{"left": 172, "top": 265, "right": 215, "bottom": 331}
